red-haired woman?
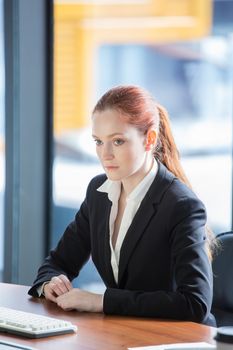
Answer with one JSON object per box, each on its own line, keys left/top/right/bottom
{"left": 29, "top": 85, "right": 216, "bottom": 326}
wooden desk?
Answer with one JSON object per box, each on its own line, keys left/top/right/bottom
{"left": 0, "top": 283, "right": 216, "bottom": 350}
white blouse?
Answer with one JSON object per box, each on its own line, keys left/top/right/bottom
{"left": 97, "top": 161, "right": 158, "bottom": 283}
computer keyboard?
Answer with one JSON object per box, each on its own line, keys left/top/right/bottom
{"left": 0, "top": 306, "right": 77, "bottom": 338}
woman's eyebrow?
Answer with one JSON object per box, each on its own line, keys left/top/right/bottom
{"left": 92, "top": 132, "right": 125, "bottom": 138}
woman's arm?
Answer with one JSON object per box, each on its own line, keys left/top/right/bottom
{"left": 28, "top": 197, "right": 91, "bottom": 297}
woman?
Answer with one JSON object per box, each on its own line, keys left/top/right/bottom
{"left": 28, "top": 85, "right": 216, "bottom": 325}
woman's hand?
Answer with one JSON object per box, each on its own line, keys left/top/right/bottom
{"left": 43, "top": 274, "right": 73, "bottom": 302}
{"left": 56, "top": 288, "right": 103, "bottom": 313}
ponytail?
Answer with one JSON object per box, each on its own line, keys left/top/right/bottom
{"left": 155, "top": 104, "right": 218, "bottom": 260}
{"left": 155, "top": 104, "right": 191, "bottom": 188}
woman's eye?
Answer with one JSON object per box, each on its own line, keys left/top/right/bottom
{"left": 113, "top": 139, "right": 125, "bottom": 146}
{"left": 94, "top": 139, "right": 103, "bottom": 146}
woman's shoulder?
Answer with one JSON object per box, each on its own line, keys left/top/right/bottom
{"left": 157, "top": 162, "right": 204, "bottom": 206}
{"left": 154, "top": 165, "right": 207, "bottom": 228}
{"left": 166, "top": 176, "right": 204, "bottom": 211}
{"left": 169, "top": 177, "right": 198, "bottom": 200}
{"left": 87, "top": 173, "right": 108, "bottom": 192}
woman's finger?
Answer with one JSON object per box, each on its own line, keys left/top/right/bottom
{"left": 58, "top": 274, "right": 73, "bottom": 291}
{"left": 50, "top": 276, "right": 70, "bottom": 295}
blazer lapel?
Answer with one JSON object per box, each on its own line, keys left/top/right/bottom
{"left": 99, "top": 195, "right": 117, "bottom": 287}
{"left": 118, "top": 162, "right": 175, "bottom": 286}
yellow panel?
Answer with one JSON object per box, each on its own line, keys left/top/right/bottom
{"left": 54, "top": 0, "right": 212, "bottom": 134}
{"left": 54, "top": 0, "right": 208, "bottom": 19}
{"left": 54, "top": 21, "right": 89, "bottom": 133}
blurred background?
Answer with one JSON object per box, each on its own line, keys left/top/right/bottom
{"left": 1, "top": 0, "right": 233, "bottom": 290}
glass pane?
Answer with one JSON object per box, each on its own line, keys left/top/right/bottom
{"left": 52, "top": 0, "right": 232, "bottom": 291}
{"left": 0, "top": 0, "right": 5, "bottom": 281}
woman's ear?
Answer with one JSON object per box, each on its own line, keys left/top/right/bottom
{"left": 145, "top": 129, "right": 157, "bottom": 151}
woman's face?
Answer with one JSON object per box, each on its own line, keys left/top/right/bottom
{"left": 92, "top": 109, "right": 151, "bottom": 184}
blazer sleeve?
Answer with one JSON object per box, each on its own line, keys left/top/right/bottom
{"left": 28, "top": 195, "right": 91, "bottom": 297}
{"left": 103, "top": 196, "right": 213, "bottom": 324}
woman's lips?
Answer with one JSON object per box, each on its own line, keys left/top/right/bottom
{"left": 104, "top": 166, "right": 118, "bottom": 170}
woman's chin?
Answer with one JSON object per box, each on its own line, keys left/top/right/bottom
{"left": 106, "top": 172, "right": 122, "bottom": 181}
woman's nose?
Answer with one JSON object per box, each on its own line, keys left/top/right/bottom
{"left": 102, "top": 143, "right": 114, "bottom": 160}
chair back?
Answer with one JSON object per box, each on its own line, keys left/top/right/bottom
{"left": 212, "top": 231, "right": 233, "bottom": 326}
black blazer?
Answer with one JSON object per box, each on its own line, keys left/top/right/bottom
{"left": 28, "top": 162, "right": 215, "bottom": 325}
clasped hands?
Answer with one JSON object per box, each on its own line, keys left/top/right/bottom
{"left": 43, "top": 274, "right": 103, "bottom": 313}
